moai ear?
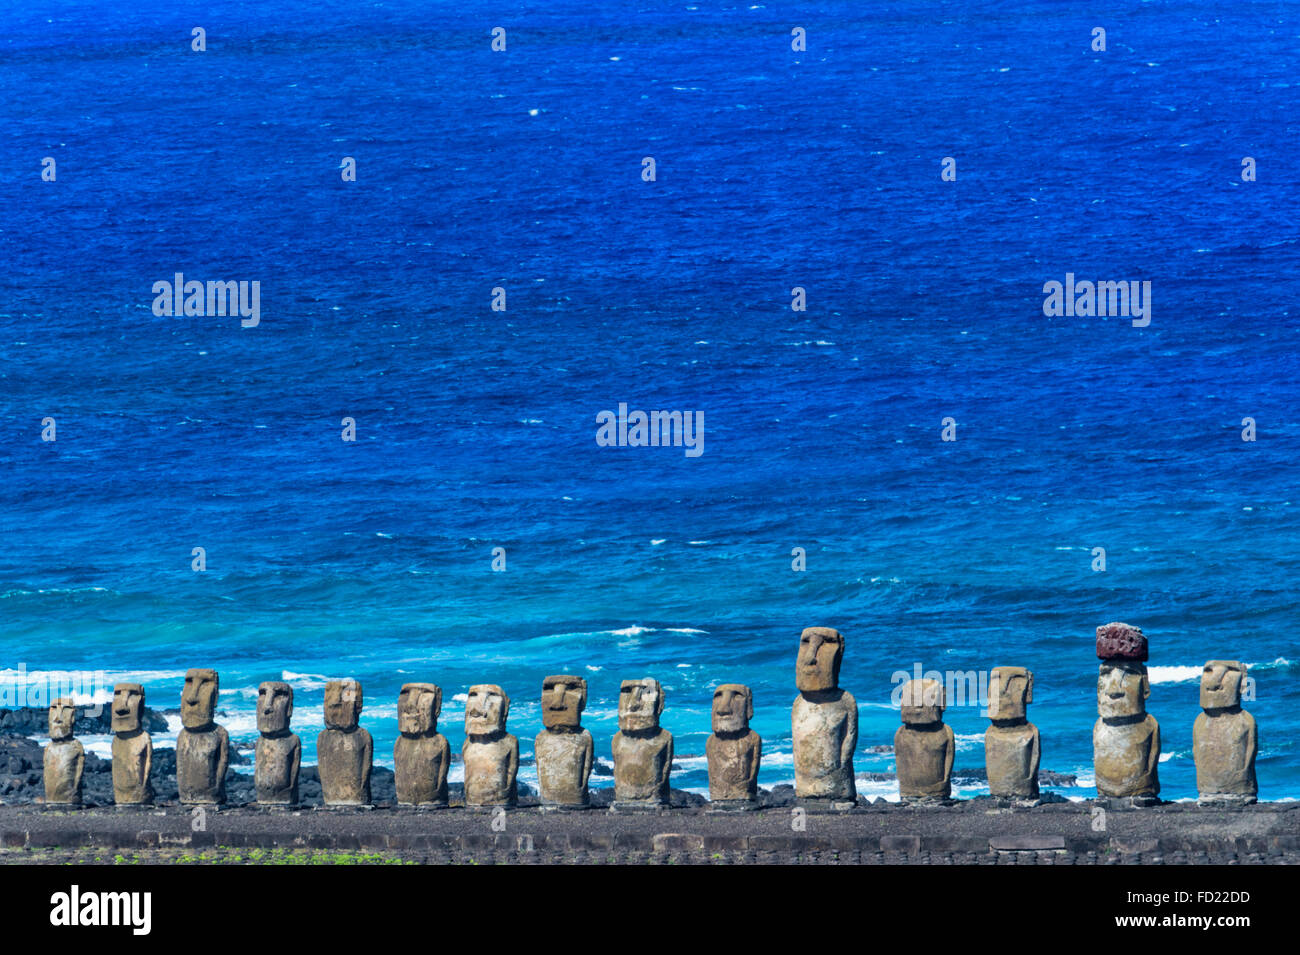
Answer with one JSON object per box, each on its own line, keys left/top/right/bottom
{"left": 745, "top": 690, "right": 754, "bottom": 721}
{"left": 1025, "top": 671, "right": 1034, "bottom": 704}
{"left": 432, "top": 686, "right": 443, "bottom": 717}
{"left": 577, "top": 680, "right": 588, "bottom": 709}
{"left": 1141, "top": 673, "right": 1150, "bottom": 699}
{"left": 654, "top": 681, "right": 665, "bottom": 716}
{"left": 500, "top": 691, "right": 510, "bottom": 721}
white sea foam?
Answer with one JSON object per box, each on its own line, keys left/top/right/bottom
{"left": 1147, "top": 665, "right": 1203, "bottom": 684}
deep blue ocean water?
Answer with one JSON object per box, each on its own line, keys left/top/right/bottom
{"left": 1, "top": 1, "right": 1297, "bottom": 800}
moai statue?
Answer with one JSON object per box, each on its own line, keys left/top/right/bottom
{"left": 394, "top": 682, "right": 450, "bottom": 807}
{"left": 1193, "top": 661, "right": 1257, "bottom": 806}
{"left": 110, "top": 683, "right": 153, "bottom": 806}
{"left": 792, "top": 627, "right": 857, "bottom": 808}
{"left": 611, "top": 678, "right": 673, "bottom": 808}
{"left": 43, "top": 698, "right": 84, "bottom": 806}
{"left": 255, "top": 681, "right": 300, "bottom": 806}
{"left": 317, "top": 679, "right": 373, "bottom": 806}
{"left": 462, "top": 684, "right": 519, "bottom": 808}
{"left": 1093, "top": 623, "right": 1160, "bottom": 806}
{"left": 534, "top": 675, "right": 593, "bottom": 809}
{"left": 176, "top": 668, "right": 229, "bottom": 805}
{"left": 706, "top": 684, "right": 761, "bottom": 809}
{"left": 984, "top": 666, "right": 1040, "bottom": 805}
{"left": 894, "top": 678, "right": 955, "bottom": 803}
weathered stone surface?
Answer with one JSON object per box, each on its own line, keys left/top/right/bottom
{"left": 255, "top": 681, "right": 300, "bottom": 806}
{"left": 985, "top": 666, "right": 1040, "bottom": 802}
{"left": 1194, "top": 661, "right": 1257, "bottom": 805}
{"left": 43, "top": 699, "right": 83, "bottom": 806}
{"left": 895, "top": 679, "right": 954, "bottom": 802}
{"left": 1096, "top": 622, "right": 1148, "bottom": 661}
{"left": 706, "top": 684, "right": 760, "bottom": 807}
{"left": 317, "top": 679, "right": 373, "bottom": 806}
{"left": 176, "top": 668, "right": 229, "bottom": 805}
{"left": 1094, "top": 661, "right": 1159, "bottom": 800}
{"left": 462, "top": 684, "right": 518, "bottom": 807}
{"left": 792, "top": 628, "right": 856, "bottom": 802}
{"left": 110, "top": 683, "right": 152, "bottom": 806}
{"left": 612, "top": 678, "right": 672, "bottom": 807}
{"left": 394, "top": 683, "right": 450, "bottom": 807}
{"left": 535, "top": 676, "right": 592, "bottom": 808}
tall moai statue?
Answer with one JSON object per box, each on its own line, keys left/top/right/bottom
{"left": 1093, "top": 622, "right": 1160, "bottom": 806}
{"left": 534, "top": 675, "right": 593, "bottom": 809}
{"left": 317, "top": 679, "right": 373, "bottom": 806}
{"left": 394, "top": 682, "right": 450, "bottom": 807}
{"left": 792, "top": 627, "right": 857, "bottom": 808}
{"left": 177, "top": 668, "right": 229, "bottom": 805}
{"left": 255, "top": 681, "right": 300, "bottom": 806}
{"left": 984, "top": 666, "right": 1040, "bottom": 805}
{"left": 706, "top": 683, "right": 761, "bottom": 809}
{"left": 110, "top": 683, "right": 153, "bottom": 806}
{"left": 611, "top": 678, "right": 673, "bottom": 808}
{"left": 462, "top": 684, "right": 518, "bottom": 807}
{"left": 1194, "top": 661, "right": 1257, "bottom": 806}
{"left": 43, "top": 698, "right": 84, "bottom": 806}
{"left": 894, "top": 678, "right": 955, "bottom": 803}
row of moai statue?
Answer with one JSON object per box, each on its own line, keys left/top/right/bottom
{"left": 42, "top": 623, "right": 1258, "bottom": 809}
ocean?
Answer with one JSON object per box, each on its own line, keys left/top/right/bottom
{"left": 0, "top": 0, "right": 1296, "bottom": 801}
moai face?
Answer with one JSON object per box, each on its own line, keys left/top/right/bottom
{"left": 900, "top": 678, "right": 945, "bottom": 725}
{"left": 796, "top": 627, "right": 843, "bottom": 693}
{"left": 711, "top": 684, "right": 753, "bottom": 734}
{"left": 111, "top": 683, "right": 144, "bottom": 734}
{"left": 257, "top": 681, "right": 293, "bottom": 735}
{"left": 324, "top": 679, "right": 362, "bottom": 730}
{"left": 1097, "top": 661, "right": 1149, "bottom": 718}
{"left": 465, "top": 684, "right": 509, "bottom": 736}
{"left": 541, "top": 675, "right": 586, "bottom": 730}
{"left": 48, "top": 698, "right": 77, "bottom": 741}
{"left": 618, "top": 678, "right": 664, "bottom": 733}
{"left": 987, "top": 667, "right": 1033, "bottom": 722}
{"left": 1200, "top": 661, "right": 1246, "bottom": 709}
{"left": 398, "top": 682, "right": 441, "bottom": 736}
{"left": 181, "top": 668, "right": 219, "bottom": 729}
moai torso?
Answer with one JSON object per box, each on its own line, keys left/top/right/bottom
{"left": 707, "top": 684, "right": 761, "bottom": 805}
{"left": 894, "top": 678, "right": 953, "bottom": 801}
{"left": 984, "top": 666, "right": 1040, "bottom": 800}
{"left": 44, "top": 699, "right": 84, "bottom": 806}
{"left": 255, "top": 734, "right": 301, "bottom": 805}
{"left": 255, "top": 681, "right": 300, "bottom": 806}
{"left": 44, "top": 740, "right": 85, "bottom": 805}
{"left": 318, "top": 679, "right": 373, "bottom": 806}
{"left": 110, "top": 683, "right": 152, "bottom": 805}
{"left": 1193, "top": 661, "right": 1258, "bottom": 802}
{"left": 1093, "top": 628, "right": 1160, "bottom": 802}
{"left": 462, "top": 684, "right": 518, "bottom": 807}
{"left": 612, "top": 678, "right": 673, "bottom": 805}
{"left": 1093, "top": 715, "right": 1160, "bottom": 797}
{"left": 395, "top": 683, "right": 450, "bottom": 806}
{"left": 535, "top": 675, "right": 592, "bottom": 807}
{"left": 792, "top": 627, "right": 857, "bottom": 801}
{"left": 177, "top": 669, "right": 229, "bottom": 805}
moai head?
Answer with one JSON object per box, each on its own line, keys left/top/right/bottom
{"left": 181, "top": 668, "right": 219, "bottom": 729}
{"left": 465, "top": 684, "right": 509, "bottom": 736}
{"left": 541, "top": 675, "right": 586, "bottom": 730}
{"left": 711, "top": 684, "right": 753, "bottom": 735}
{"left": 987, "top": 667, "right": 1033, "bottom": 722}
{"left": 1097, "top": 661, "right": 1149, "bottom": 719}
{"left": 1200, "top": 661, "right": 1246, "bottom": 710}
{"left": 257, "top": 681, "right": 294, "bottom": 736}
{"left": 324, "top": 679, "right": 363, "bottom": 730}
{"left": 796, "top": 626, "right": 843, "bottom": 693}
{"left": 398, "top": 682, "right": 442, "bottom": 737}
{"left": 618, "top": 678, "right": 664, "bottom": 733}
{"left": 111, "top": 683, "right": 144, "bottom": 734}
{"left": 899, "top": 678, "right": 945, "bottom": 725}
{"left": 48, "top": 698, "right": 77, "bottom": 741}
